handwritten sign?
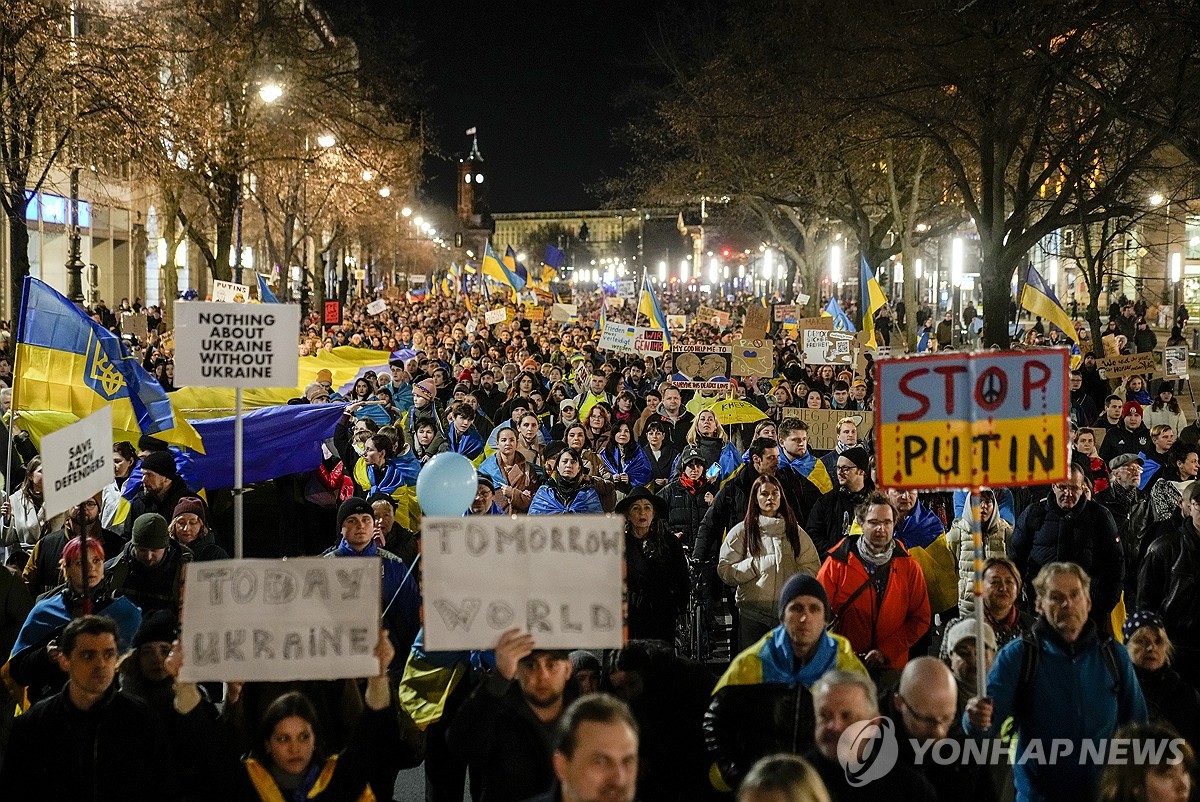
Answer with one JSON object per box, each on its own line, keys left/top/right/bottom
{"left": 781, "top": 407, "right": 874, "bottom": 451}
{"left": 121, "top": 312, "right": 148, "bottom": 340}
{"left": 796, "top": 316, "right": 832, "bottom": 331}
{"left": 366, "top": 299, "right": 388, "bottom": 315}
{"left": 803, "top": 329, "right": 856, "bottom": 365}
{"left": 743, "top": 303, "right": 770, "bottom": 340}
{"left": 551, "top": 303, "right": 578, "bottom": 323}
{"left": 178, "top": 557, "right": 381, "bottom": 682}
{"left": 633, "top": 328, "right": 665, "bottom": 355}
{"left": 421, "top": 516, "right": 624, "bottom": 650}
{"left": 697, "top": 305, "right": 730, "bottom": 328}
{"left": 323, "top": 300, "right": 341, "bottom": 325}
{"left": 672, "top": 344, "right": 732, "bottom": 387}
{"left": 1099, "top": 351, "right": 1155, "bottom": 379}
{"left": 212, "top": 280, "right": 250, "bottom": 303}
{"left": 774, "top": 304, "right": 798, "bottom": 322}
{"left": 874, "top": 350, "right": 1069, "bottom": 489}
{"left": 41, "top": 406, "right": 113, "bottom": 518}
{"left": 174, "top": 302, "right": 301, "bottom": 388}
{"left": 732, "top": 338, "right": 773, "bottom": 377}
{"left": 1164, "top": 346, "right": 1189, "bottom": 380}
{"left": 485, "top": 307, "right": 509, "bottom": 325}
{"left": 617, "top": 280, "right": 636, "bottom": 299}
{"left": 598, "top": 322, "right": 637, "bottom": 353}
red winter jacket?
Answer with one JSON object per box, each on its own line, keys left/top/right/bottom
{"left": 818, "top": 536, "right": 931, "bottom": 670}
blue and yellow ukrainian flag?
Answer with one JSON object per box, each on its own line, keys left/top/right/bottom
{"left": 15, "top": 278, "right": 204, "bottom": 452}
{"left": 638, "top": 273, "right": 672, "bottom": 348}
{"left": 506, "top": 246, "right": 529, "bottom": 288}
{"left": 1021, "top": 263, "right": 1078, "bottom": 342}
{"left": 256, "top": 274, "right": 279, "bottom": 303}
{"left": 482, "top": 242, "right": 525, "bottom": 293}
{"left": 822, "top": 296, "right": 856, "bottom": 332}
{"left": 860, "top": 257, "right": 888, "bottom": 348}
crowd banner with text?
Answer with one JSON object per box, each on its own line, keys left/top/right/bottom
{"left": 781, "top": 407, "right": 874, "bottom": 451}
{"left": 41, "top": 405, "right": 113, "bottom": 518}
{"left": 742, "top": 304, "right": 770, "bottom": 340}
{"left": 121, "top": 312, "right": 148, "bottom": 340}
{"left": 598, "top": 323, "right": 637, "bottom": 354}
{"left": 795, "top": 316, "right": 832, "bottom": 332}
{"left": 696, "top": 305, "right": 730, "bottom": 328}
{"left": 1098, "top": 351, "right": 1156, "bottom": 379}
{"left": 616, "top": 280, "right": 636, "bottom": 299}
{"left": 485, "top": 307, "right": 509, "bottom": 325}
{"left": 179, "top": 557, "right": 381, "bottom": 682}
{"left": 323, "top": 300, "right": 341, "bottom": 326}
{"left": 421, "top": 516, "right": 625, "bottom": 650}
{"left": 672, "top": 344, "right": 732, "bottom": 388}
{"left": 1164, "top": 345, "right": 1189, "bottom": 380}
{"left": 550, "top": 303, "right": 578, "bottom": 323}
{"left": 732, "top": 338, "right": 773, "bottom": 377}
{"left": 773, "top": 304, "right": 798, "bottom": 322}
{"left": 874, "top": 350, "right": 1069, "bottom": 489}
{"left": 212, "top": 280, "right": 250, "bottom": 303}
{"left": 802, "top": 329, "right": 856, "bottom": 365}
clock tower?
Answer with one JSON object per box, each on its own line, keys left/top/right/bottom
{"left": 457, "top": 127, "right": 488, "bottom": 226}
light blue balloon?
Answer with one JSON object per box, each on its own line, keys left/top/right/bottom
{"left": 416, "top": 452, "right": 478, "bottom": 517}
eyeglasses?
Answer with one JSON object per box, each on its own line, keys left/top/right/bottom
{"left": 835, "top": 465, "right": 857, "bottom": 474}
{"left": 1053, "top": 483, "right": 1085, "bottom": 494}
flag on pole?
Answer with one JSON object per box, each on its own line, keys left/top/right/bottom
{"left": 1020, "top": 263, "right": 1079, "bottom": 342}
{"left": 860, "top": 257, "right": 888, "bottom": 348}
{"left": 505, "top": 246, "right": 529, "bottom": 287}
{"left": 545, "top": 244, "right": 566, "bottom": 269}
{"left": 15, "top": 277, "right": 204, "bottom": 451}
{"left": 482, "top": 241, "right": 525, "bottom": 293}
{"left": 597, "top": 296, "right": 608, "bottom": 332}
{"left": 465, "top": 127, "right": 477, "bottom": 136}
{"left": 821, "top": 296, "right": 856, "bottom": 332}
{"left": 638, "top": 273, "right": 672, "bottom": 348}
{"left": 256, "top": 274, "right": 279, "bottom": 304}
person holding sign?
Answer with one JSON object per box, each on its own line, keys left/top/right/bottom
{"left": 7, "top": 537, "right": 141, "bottom": 704}
{"left": 170, "top": 626, "right": 404, "bottom": 802}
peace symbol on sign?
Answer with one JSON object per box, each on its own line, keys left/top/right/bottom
{"left": 977, "top": 367, "right": 1007, "bottom": 411}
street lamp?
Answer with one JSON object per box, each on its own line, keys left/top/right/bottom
{"left": 402, "top": 207, "right": 412, "bottom": 217}
{"left": 317, "top": 133, "right": 337, "bottom": 148}
{"left": 658, "top": 260, "right": 667, "bottom": 282}
{"left": 65, "top": 0, "right": 85, "bottom": 303}
{"left": 235, "top": 80, "right": 282, "bottom": 284}
{"left": 258, "top": 82, "right": 283, "bottom": 104}
{"left": 951, "top": 237, "right": 964, "bottom": 345}
{"left": 830, "top": 244, "right": 842, "bottom": 284}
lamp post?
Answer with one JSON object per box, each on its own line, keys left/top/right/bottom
{"left": 951, "top": 237, "right": 964, "bottom": 346}
{"left": 65, "top": 0, "right": 85, "bottom": 303}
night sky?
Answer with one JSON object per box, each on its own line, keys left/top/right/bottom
{"left": 315, "top": 1, "right": 667, "bottom": 213}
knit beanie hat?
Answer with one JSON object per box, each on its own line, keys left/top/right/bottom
{"left": 842, "top": 446, "right": 871, "bottom": 474}
{"left": 132, "top": 513, "right": 169, "bottom": 550}
{"left": 778, "top": 572, "right": 830, "bottom": 620}
{"left": 337, "top": 497, "right": 374, "bottom": 533}
{"left": 172, "top": 496, "right": 206, "bottom": 524}
{"left": 1120, "top": 401, "right": 1143, "bottom": 420}
{"left": 133, "top": 609, "right": 179, "bottom": 649}
{"left": 141, "top": 450, "right": 178, "bottom": 481}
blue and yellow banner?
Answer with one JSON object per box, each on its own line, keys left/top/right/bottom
{"left": 860, "top": 257, "right": 888, "bottom": 349}
{"left": 638, "top": 274, "right": 672, "bottom": 349}
{"left": 16, "top": 277, "right": 203, "bottom": 452}
{"left": 1021, "top": 263, "right": 1078, "bottom": 343}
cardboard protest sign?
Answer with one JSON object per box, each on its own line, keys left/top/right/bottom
{"left": 323, "top": 300, "right": 341, "bottom": 325}
{"left": 743, "top": 304, "right": 770, "bottom": 340}
{"left": 672, "top": 344, "right": 732, "bottom": 388}
{"left": 421, "top": 516, "right": 625, "bottom": 650}
{"left": 874, "top": 350, "right": 1069, "bottom": 489}
{"left": 632, "top": 328, "right": 666, "bottom": 355}
{"left": 173, "top": 302, "right": 301, "bottom": 388}
{"left": 212, "top": 280, "right": 250, "bottom": 303}
{"left": 179, "top": 557, "right": 381, "bottom": 682}
{"left": 1098, "top": 351, "right": 1155, "bottom": 379}
{"left": 485, "top": 307, "right": 509, "bottom": 325}
{"left": 121, "top": 312, "right": 148, "bottom": 340}
{"left": 1102, "top": 333, "right": 1122, "bottom": 359}
{"left": 802, "top": 329, "right": 856, "bottom": 365}
{"left": 524, "top": 303, "right": 545, "bottom": 320}
{"left": 796, "top": 316, "right": 832, "bottom": 331}
{"left": 41, "top": 405, "right": 113, "bottom": 518}
{"left": 773, "top": 304, "right": 798, "bottom": 322}
{"left": 732, "top": 338, "right": 773, "bottom": 377}
{"left": 696, "top": 305, "right": 730, "bottom": 328}
{"left": 598, "top": 322, "right": 637, "bottom": 353}
{"left": 366, "top": 299, "right": 388, "bottom": 315}
{"left": 1165, "top": 346, "right": 1189, "bottom": 380}
{"left": 617, "top": 280, "right": 636, "bottom": 299}
{"left": 781, "top": 407, "right": 873, "bottom": 451}
{"left": 796, "top": 293, "right": 811, "bottom": 305}
{"left": 551, "top": 303, "right": 578, "bottom": 323}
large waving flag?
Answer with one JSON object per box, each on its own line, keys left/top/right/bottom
{"left": 256, "top": 273, "right": 279, "bottom": 303}
{"left": 16, "top": 278, "right": 204, "bottom": 451}
{"left": 506, "top": 246, "right": 529, "bottom": 287}
{"left": 1021, "top": 263, "right": 1078, "bottom": 342}
{"left": 482, "top": 241, "right": 525, "bottom": 293}
{"left": 821, "top": 296, "right": 856, "bottom": 332}
{"left": 542, "top": 245, "right": 565, "bottom": 287}
{"left": 597, "top": 296, "right": 608, "bottom": 332}
{"left": 638, "top": 273, "right": 672, "bottom": 348}
{"left": 860, "top": 257, "right": 888, "bottom": 348}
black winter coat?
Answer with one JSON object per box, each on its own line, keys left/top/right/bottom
{"left": 1135, "top": 664, "right": 1200, "bottom": 748}
{"left": 806, "top": 483, "right": 875, "bottom": 555}
{"left": 1010, "top": 498, "right": 1123, "bottom": 629}
{"left": 121, "top": 477, "right": 196, "bottom": 539}
{"left": 1138, "top": 520, "right": 1200, "bottom": 651}
{"left": 658, "top": 478, "right": 716, "bottom": 545}
{"left": 625, "top": 528, "right": 689, "bottom": 642}
{"left": 1098, "top": 424, "right": 1151, "bottom": 464}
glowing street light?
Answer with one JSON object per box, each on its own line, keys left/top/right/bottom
{"left": 378, "top": 186, "right": 391, "bottom": 198}
{"left": 658, "top": 260, "right": 667, "bottom": 282}
{"left": 830, "top": 244, "right": 842, "bottom": 283}
{"left": 316, "top": 133, "right": 336, "bottom": 148}
{"left": 1171, "top": 252, "right": 1183, "bottom": 283}
{"left": 401, "top": 207, "right": 412, "bottom": 217}
{"left": 258, "top": 82, "right": 283, "bottom": 104}
{"left": 1149, "top": 193, "right": 1166, "bottom": 207}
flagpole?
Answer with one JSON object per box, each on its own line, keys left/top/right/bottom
{"left": 234, "top": 386, "right": 244, "bottom": 558}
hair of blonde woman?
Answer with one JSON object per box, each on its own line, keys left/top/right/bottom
{"left": 737, "top": 754, "right": 832, "bottom": 802}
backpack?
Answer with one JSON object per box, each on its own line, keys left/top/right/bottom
{"left": 1013, "top": 630, "right": 1126, "bottom": 727}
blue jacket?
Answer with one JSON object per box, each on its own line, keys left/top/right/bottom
{"left": 445, "top": 425, "right": 486, "bottom": 461}
{"left": 11, "top": 592, "right": 141, "bottom": 658}
{"left": 325, "top": 538, "right": 421, "bottom": 671}
{"left": 962, "top": 618, "right": 1147, "bottom": 802}
{"left": 528, "top": 483, "right": 603, "bottom": 515}
{"left": 894, "top": 502, "right": 945, "bottom": 549}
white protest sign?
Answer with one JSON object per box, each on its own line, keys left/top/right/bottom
{"left": 485, "top": 307, "right": 509, "bottom": 325}
{"left": 366, "top": 298, "right": 388, "bottom": 315}
{"left": 179, "top": 557, "right": 381, "bottom": 682}
{"left": 421, "top": 516, "right": 625, "bottom": 650}
{"left": 796, "top": 293, "right": 811, "bottom": 305}
{"left": 667, "top": 314, "right": 687, "bottom": 330}
{"left": 598, "top": 322, "right": 637, "bottom": 353}
{"left": 617, "top": 280, "right": 636, "bottom": 299}
{"left": 632, "top": 327, "right": 666, "bottom": 354}
{"left": 802, "top": 328, "right": 855, "bottom": 365}
{"left": 212, "top": 280, "right": 250, "bottom": 303}
{"left": 551, "top": 303, "right": 578, "bottom": 322}
{"left": 1164, "top": 345, "right": 1189, "bottom": 380}
{"left": 173, "top": 301, "right": 301, "bottom": 388}
{"left": 40, "top": 405, "right": 113, "bottom": 518}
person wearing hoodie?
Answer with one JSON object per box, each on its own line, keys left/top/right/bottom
{"left": 1098, "top": 401, "right": 1152, "bottom": 464}
{"left": 703, "top": 573, "right": 867, "bottom": 793}
{"left": 945, "top": 488, "right": 1013, "bottom": 616}
{"left": 719, "top": 475, "right": 821, "bottom": 650}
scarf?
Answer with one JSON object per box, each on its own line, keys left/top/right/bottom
{"left": 856, "top": 535, "right": 895, "bottom": 567}
{"left": 1109, "top": 481, "right": 1138, "bottom": 506}
{"left": 551, "top": 473, "right": 583, "bottom": 508}
{"left": 680, "top": 474, "right": 704, "bottom": 494}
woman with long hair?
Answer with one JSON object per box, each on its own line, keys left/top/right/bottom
{"left": 1124, "top": 374, "right": 1153, "bottom": 406}
{"left": 584, "top": 402, "right": 613, "bottom": 452}
{"left": 684, "top": 408, "right": 741, "bottom": 483}
{"left": 612, "top": 390, "right": 638, "bottom": 429}
{"left": 515, "top": 413, "right": 545, "bottom": 470}
{"left": 478, "top": 427, "right": 540, "bottom": 514}
{"left": 600, "top": 421, "right": 652, "bottom": 495}
{"left": 719, "top": 475, "right": 820, "bottom": 649}
{"left": 101, "top": 441, "right": 138, "bottom": 530}
{"left": 2, "top": 456, "right": 65, "bottom": 555}
{"left": 618, "top": 487, "right": 689, "bottom": 642}
{"left": 805, "top": 389, "right": 828, "bottom": 410}
{"left": 529, "top": 447, "right": 604, "bottom": 514}
{"left": 1097, "top": 721, "right": 1193, "bottom": 802}
{"left": 334, "top": 403, "right": 421, "bottom": 530}
{"left": 1145, "top": 381, "right": 1187, "bottom": 434}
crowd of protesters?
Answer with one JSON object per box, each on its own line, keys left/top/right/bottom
{"left": 0, "top": 282, "right": 1194, "bottom": 802}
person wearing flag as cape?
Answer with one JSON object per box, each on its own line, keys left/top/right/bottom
{"left": 334, "top": 401, "right": 422, "bottom": 530}
{"left": 442, "top": 402, "right": 486, "bottom": 464}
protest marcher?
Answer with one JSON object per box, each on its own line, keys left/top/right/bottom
{"left": 166, "top": 495, "right": 228, "bottom": 562}
{"left": 1096, "top": 721, "right": 1193, "bottom": 802}
{"left": 520, "top": 693, "right": 640, "bottom": 802}
{"left": 529, "top": 447, "right": 605, "bottom": 514}
{"left": 106, "top": 512, "right": 194, "bottom": 614}
{"left": 120, "top": 449, "right": 194, "bottom": 539}
{"left": 939, "top": 557, "right": 1035, "bottom": 661}
{"left": 945, "top": 488, "right": 1013, "bottom": 616}
{"left": 23, "top": 492, "right": 124, "bottom": 597}
{"left": 1139, "top": 480, "right": 1200, "bottom": 685}
{"left": 478, "top": 426, "right": 541, "bottom": 514}
{"left": 1122, "top": 610, "right": 1200, "bottom": 749}
{"left": 735, "top": 755, "right": 831, "bottom": 802}
{"left": 1, "top": 456, "right": 66, "bottom": 555}
{"left": 618, "top": 487, "right": 689, "bottom": 643}
{"left": 806, "top": 446, "right": 874, "bottom": 554}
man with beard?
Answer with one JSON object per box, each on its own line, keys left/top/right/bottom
{"left": 121, "top": 450, "right": 193, "bottom": 539}
{"left": 448, "top": 629, "right": 576, "bottom": 802}
{"left": 807, "top": 446, "right": 875, "bottom": 554}
{"left": 965, "top": 563, "right": 1147, "bottom": 802}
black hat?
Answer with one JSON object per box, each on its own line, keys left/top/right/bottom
{"left": 476, "top": 472, "right": 495, "bottom": 491}
{"left": 841, "top": 446, "right": 871, "bottom": 474}
{"left": 133, "top": 609, "right": 178, "bottom": 649}
{"left": 1158, "top": 380, "right": 1176, "bottom": 394}
{"left": 137, "top": 434, "right": 169, "bottom": 453}
{"left": 336, "top": 497, "right": 374, "bottom": 532}
{"left": 614, "top": 486, "right": 667, "bottom": 518}
{"left": 678, "top": 445, "right": 707, "bottom": 467}
{"left": 132, "top": 513, "right": 169, "bottom": 550}
{"left": 140, "top": 450, "right": 178, "bottom": 481}
{"left": 366, "top": 492, "right": 397, "bottom": 510}
{"left": 778, "top": 572, "right": 830, "bottom": 620}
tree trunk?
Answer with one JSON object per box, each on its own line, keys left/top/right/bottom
{"left": 980, "top": 250, "right": 1015, "bottom": 349}
{"left": 901, "top": 243, "right": 919, "bottom": 348}
{"left": 7, "top": 198, "right": 31, "bottom": 325}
